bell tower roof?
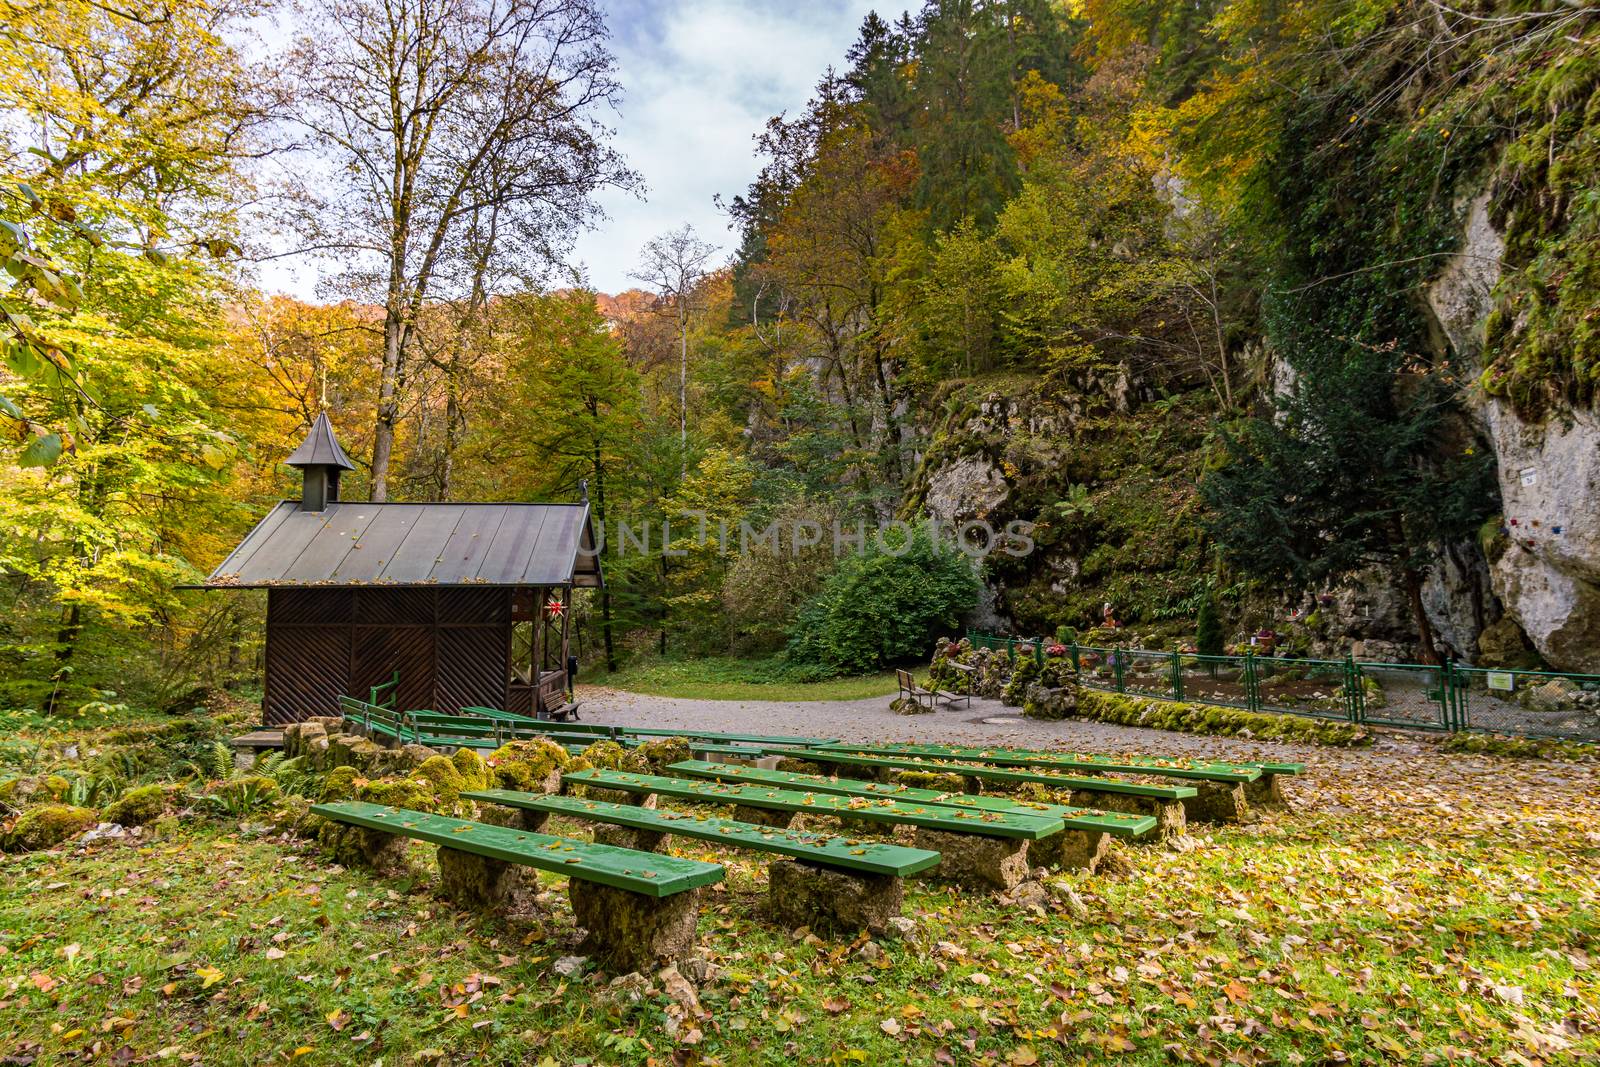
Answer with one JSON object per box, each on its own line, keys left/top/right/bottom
{"left": 285, "top": 411, "right": 356, "bottom": 472}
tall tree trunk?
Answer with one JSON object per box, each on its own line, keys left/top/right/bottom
{"left": 371, "top": 305, "right": 406, "bottom": 502}
{"left": 593, "top": 442, "right": 617, "bottom": 672}
{"left": 44, "top": 603, "right": 83, "bottom": 716}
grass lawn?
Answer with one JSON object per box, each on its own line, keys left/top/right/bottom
{"left": 3, "top": 746, "right": 1597, "bottom": 1066}
{"left": 583, "top": 656, "right": 901, "bottom": 702}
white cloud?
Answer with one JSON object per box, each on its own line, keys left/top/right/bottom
{"left": 570, "top": 0, "right": 891, "bottom": 292}
{"left": 255, "top": 0, "right": 897, "bottom": 298}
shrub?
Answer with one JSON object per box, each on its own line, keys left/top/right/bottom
{"left": 3, "top": 805, "right": 98, "bottom": 852}
{"left": 1195, "top": 594, "right": 1225, "bottom": 657}
{"left": 787, "top": 528, "right": 980, "bottom": 676}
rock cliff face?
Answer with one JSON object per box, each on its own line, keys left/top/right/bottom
{"left": 903, "top": 187, "right": 1598, "bottom": 673}
{"left": 1426, "top": 192, "right": 1600, "bottom": 673}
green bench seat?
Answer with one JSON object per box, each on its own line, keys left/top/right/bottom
{"left": 465, "top": 790, "right": 942, "bottom": 877}
{"left": 812, "top": 741, "right": 1293, "bottom": 783}
{"left": 562, "top": 768, "right": 1062, "bottom": 840}
{"left": 312, "top": 801, "right": 722, "bottom": 896}
{"left": 312, "top": 801, "right": 724, "bottom": 970}
{"left": 774, "top": 749, "right": 1196, "bottom": 802}
{"left": 666, "top": 760, "right": 1155, "bottom": 839}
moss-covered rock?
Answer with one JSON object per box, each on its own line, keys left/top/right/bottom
{"left": 488, "top": 739, "right": 570, "bottom": 793}
{"left": 320, "top": 765, "right": 362, "bottom": 802}
{"left": 356, "top": 776, "right": 436, "bottom": 812}
{"left": 103, "top": 784, "right": 177, "bottom": 826}
{"left": 4, "top": 805, "right": 98, "bottom": 852}
{"left": 42, "top": 775, "right": 72, "bottom": 802}
{"left": 577, "top": 740, "right": 631, "bottom": 770}
{"left": 632, "top": 737, "right": 692, "bottom": 773}
{"left": 450, "top": 748, "right": 490, "bottom": 791}
{"left": 1075, "top": 689, "right": 1370, "bottom": 746}
{"left": 410, "top": 755, "right": 466, "bottom": 807}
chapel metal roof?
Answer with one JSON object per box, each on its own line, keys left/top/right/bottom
{"left": 201, "top": 501, "right": 602, "bottom": 588}
{"left": 284, "top": 412, "right": 357, "bottom": 471}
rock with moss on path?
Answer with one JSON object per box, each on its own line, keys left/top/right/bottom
{"left": 3, "top": 804, "right": 98, "bottom": 852}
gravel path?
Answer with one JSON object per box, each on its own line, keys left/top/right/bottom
{"left": 574, "top": 685, "right": 1600, "bottom": 813}
{"left": 577, "top": 686, "right": 1451, "bottom": 777}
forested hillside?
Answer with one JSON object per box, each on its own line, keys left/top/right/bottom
{"left": 3, "top": 0, "right": 1599, "bottom": 714}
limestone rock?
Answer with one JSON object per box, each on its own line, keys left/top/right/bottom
{"left": 912, "top": 827, "right": 1031, "bottom": 891}
{"left": 570, "top": 883, "right": 701, "bottom": 972}
{"left": 658, "top": 965, "right": 702, "bottom": 1016}
{"left": 1047, "top": 880, "right": 1091, "bottom": 921}
{"left": 1483, "top": 404, "right": 1600, "bottom": 673}
{"left": 884, "top": 916, "right": 918, "bottom": 941}
{"left": 1006, "top": 880, "right": 1050, "bottom": 911}
{"left": 767, "top": 859, "right": 905, "bottom": 935}
{"left": 435, "top": 846, "right": 541, "bottom": 914}
{"left": 552, "top": 955, "right": 589, "bottom": 978}
{"left": 923, "top": 453, "right": 1009, "bottom": 526}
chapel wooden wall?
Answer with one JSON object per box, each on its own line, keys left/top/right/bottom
{"left": 262, "top": 587, "right": 512, "bottom": 725}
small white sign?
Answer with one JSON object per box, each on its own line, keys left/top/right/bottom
{"left": 1519, "top": 467, "right": 1538, "bottom": 487}
{"left": 1487, "top": 671, "right": 1514, "bottom": 692}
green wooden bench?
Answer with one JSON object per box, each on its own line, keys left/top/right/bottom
{"left": 666, "top": 760, "right": 1155, "bottom": 839}
{"left": 562, "top": 768, "right": 1060, "bottom": 890}
{"left": 337, "top": 699, "right": 504, "bottom": 750}
{"left": 813, "top": 741, "right": 1301, "bottom": 813}
{"left": 465, "top": 789, "right": 942, "bottom": 877}
{"left": 767, "top": 748, "right": 1198, "bottom": 832}
{"left": 312, "top": 801, "right": 722, "bottom": 970}
{"left": 464, "top": 789, "right": 943, "bottom": 933}
{"left": 667, "top": 759, "right": 1150, "bottom": 871}
{"left": 463, "top": 711, "right": 836, "bottom": 748}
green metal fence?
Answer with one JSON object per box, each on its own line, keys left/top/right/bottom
{"left": 961, "top": 631, "right": 1600, "bottom": 741}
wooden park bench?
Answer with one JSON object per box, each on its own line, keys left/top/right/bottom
{"left": 464, "top": 789, "right": 941, "bottom": 933}
{"left": 814, "top": 741, "right": 1302, "bottom": 816}
{"left": 770, "top": 748, "right": 1197, "bottom": 833}
{"left": 312, "top": 801, "right": 722, "bottom": 971}
{"left": 667, "top": 759, "right": 1156, "bottom": 868}
{"left": 897, "top": 668, "right": 968, "bottom": 710}
{"left": 562, "top": 768, "right": 1059, "bottom": 890}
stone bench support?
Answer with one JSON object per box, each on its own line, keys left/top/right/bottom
{"left": 732, "top": 804, "right": 801, "bottom": 829}
{"left": 1244, "top": 773, "right": 1288, "bottom": 809}
{"left": 592, "top": 823, "right": 670, "bottom": 854}
{"left": 570, "top": 883, "right": 702, "bottom": 972}
{"left": 1181, "top": 781, "right": 1248, "bottom": 823}
{"left": 436, "top": 846, "right": 540, "bottom": 912}
{"left": 1026, "top": 829, "right": 1110, "bottom": 873}
{"left": 1071, "top": 788, "right": 1187, "bottom": 838}
{"left": 768, "top": 859, "right": 904, "bottom": 935}
{"left": 911, "top": 827, "right": 1031, "bottom": 891}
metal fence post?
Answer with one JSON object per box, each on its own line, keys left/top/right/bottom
{"left": 1445, "top": 660, "right": 1463, "bottom": 731}
{"left": 1171, "top": 650, "right": 1184, "bottom": 702}
{"left": 1244, "top": 652, "right": 1259, "bottom": 713}
{"left": 1113, "top": 649, "right": 1126, "bottom": 693}
{"left": 1069, "top": 642, "right": 1080, "bottom": 671}
{"left": 1344, "top": 653, "right": 1364, "bottom": 725}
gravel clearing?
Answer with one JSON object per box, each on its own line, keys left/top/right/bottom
{"left": 575, "top": 686, "right": 1600, "bottom": 823}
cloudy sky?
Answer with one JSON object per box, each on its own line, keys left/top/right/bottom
{"left": 571, "top": 0, "right": 892, "bottom": 293}
{"left": 257, "top": 0, "right": 895, "bottom": 299}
